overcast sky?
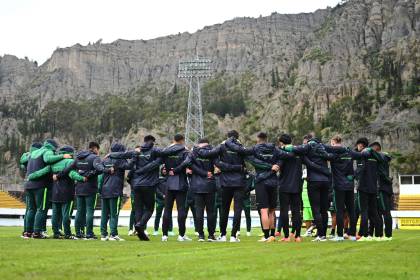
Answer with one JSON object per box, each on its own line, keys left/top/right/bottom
{"left": 0, "top": 0, "right": 342, "bottom": 65}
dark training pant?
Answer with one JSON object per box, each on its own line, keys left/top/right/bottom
{"left": 220, "top": 186, "right": 244, "bottom": 237}
{"left": 24, "top": 187, "right": 48, "bottom": 234}
{"left": 194, "top": 192, "right": 216, "bottom": 237}
{"left": 100, "top": 197, "right": 122, "bottom": 237}
{"left": 378, "top": 191, "right": 393, "bottom": 238}
{"left": 129, "top": 192, "right": 135, "bottom": 231}
{"left": 334, "top": 189, "right": 356, "bottom": 237}
{"left": 162, "top": 190, "right": 187, "bottom": 236}
{"left": 243, "top": 196, "right": 252, "bottom": 232}
{"left": 154, "top": 197, "right": 173, "bottom": 231}
{"left": 134, "top": 187, "right": 156, "bottom": 232}
{"left": 279, "top": 192, "right": 302, "bottom": 238}
{"left": 186, "top": 193, "right": 198, "bottom": 232}
{"left": 75, "top": 194, "right": 97, "bottom": 237}
{"left": 307, "top": 181, "right": 330, "bottom": 238}
{"left": 358, "top": 191, "right": 382, "bottom": 237}
{"left": 52, "top": 201, "right": 74, "bottom": 236}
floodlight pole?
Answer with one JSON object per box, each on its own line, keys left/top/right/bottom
{"left": 178, "top": 58, "right": 212, "bottom": 146}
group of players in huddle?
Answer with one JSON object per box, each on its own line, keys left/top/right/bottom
{"left": 19, "top": 129, "right": 393, "bottom": 243}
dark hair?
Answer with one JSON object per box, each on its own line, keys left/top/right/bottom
{"left": 198, "top": 138, "right": 209, "bottom": 144}
{"left": 227, "top": 130, "right": 239, "bottom": 139}
{"left": 331, "top": 135, "right": 342, "bottom": 144}
{"left": 45, "top": 139, "right": 59, "bottom": 149}
{"left": 257, "top": 132, "right": 268, "bottom": 140}
{"left": 59, "top": 145, "right": 75, "bottom": 154}
{"left": 31, "top": 142, "right": 43, "bottom": 149}
{"left": 174, "top": 134, "right": 185, "bottom": 142}
{"left": 88, "top": 141, "right": 100, "bottom": 150}
{"left": 303, "top": 134, "right": 313, "bottom": 141}
{"left": 278, "top": 134, "right": 292, "bottom": 145}
{"left": 356, "top": 137, "right": 369, "bottom": 147}
{"left": 369, "top": 141, "right": 381, "bottom": 150}
{"left": 144, "top": 135, "right": 156, "bottom": 143}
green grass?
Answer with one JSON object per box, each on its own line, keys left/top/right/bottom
{"left": 0, "top": 227, "right": 419, "bottom": 280}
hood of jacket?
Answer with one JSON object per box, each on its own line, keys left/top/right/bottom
{"left": 111, "top": 142, "right": 126, "bottom": 152}
{"left": 43, "top": 139, "right": 59, "bottom": 151}
{"left": 254, "top": 142, "right": 276, "bottom": 154}
{"left": 164, "top": 143, "right": 186, "bottom": 154}
{"left": 76, "top": 150, "right": 92, "bottom": 160}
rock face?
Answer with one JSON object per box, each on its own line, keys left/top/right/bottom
{"left": 0, "top": 0, "right": 419, "bottom": 180}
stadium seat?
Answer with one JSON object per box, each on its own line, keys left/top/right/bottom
{"left": 0, "top": 191, "right": 26, "bottom": 208}
{"left": 398, "top": 195, "right": 420, "bottom": 210}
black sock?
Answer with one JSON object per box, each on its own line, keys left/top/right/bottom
{"left": 330, "top": 229, "right": 336, "bottom": 236}
{"left": 263, "top": 229, "right": 269, "bottom": 239}
{"left": 270, "top": 229, "right": 275, "bottom": 237}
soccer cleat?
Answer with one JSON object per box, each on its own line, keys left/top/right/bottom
{"left": 275, "top": 231, "right": 281, "bottom": 237}
{"left": 53, "top": 234, "right": 62, "bottom": 239}
{"left": 246, "top": 231, "right": 251, "bottom": 237}
{"left": 168, "top": 231, "right": 175, "bottom": 236}
{"left": 330, "top": 236, "right": 344, "bottom": 242}
{"left": 198, "top": 236, "right": 205, "bottom": 242}
{"left": 208, "top": 235, "right": 217, "bottom": 242}
{"left": 64, "top": 235, "right": 78, "bottom": 240}
{"left": 319, "top": 236, "right": 328, "bottom": 242}
{"left": 128, "top": 230, "right": 134, "bottom": 236}
{"left": 42, "top": 231, "right": 50, "bottom": 238}
{"left": 100, "top": 236, "right": 109, "bottom": 241}
{"left": 23, "top": 232, "right": 32, "bottom": 239}
{"left": 373, "top": 237, "right": 385, "bottom": 242}
{"left": 33, "top": 233, "right": 47, "bottom": 239}
{"left": 152, "top": 231, "right": 159, "bottom": 236}
{"left": 195, "top": 232, "right": 200, "bottom": 236}
{"left": 230, "top": 236, "right": 240, "bottom": 243}
{"left": 85, "top": 235, "right": 98, "bottom": 240}
{"left": 280, "top": 237, "right": 291, "bottom": 242}
{"left": 343, "top": 233, "right": 349, "bottom": 239}
{"left": 109, "top": 235, "right": 125, "bottom": 241}
{"left": 217, "top": 235, "right": 227, "bottom": 242}
{"left": 137, "top": 230, "right": 150, "bottom": 241}
{"left": 348, "top": 236, "right": 357, "bottom": 241}
{"left": 176, "top": 235, "right": 184, "bottom": 242}
{"left": 295, "top": 237, "right": 302, "bottom": 243}
{"left": 258, "top": 237, "right": 268, "bottom": 242}
{"left": 182, "top": 235, "right": 192, "bottom": 241}
{"left": 161, "top": 235, "right": 168, "bottom": 242}
{"left": 382, "top": 237, "right": 393, "bottom": 241}
{"left": 357, "top": 236, "right": 373, "bottom": 242}
{"left": 266, "top": 236, "right": 276, "bottom": 243}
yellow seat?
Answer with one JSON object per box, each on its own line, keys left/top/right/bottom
{"left": 0, "top": 191, "right": 26, "bottom": 208}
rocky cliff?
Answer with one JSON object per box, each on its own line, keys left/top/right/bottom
{"left": 0, "top": 0, "right": 419, "bottom": 182}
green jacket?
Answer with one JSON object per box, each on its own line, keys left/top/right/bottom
{"left": 25, "top": 141, "right": 65, "bottom": 189}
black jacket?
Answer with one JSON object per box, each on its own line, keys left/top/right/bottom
{"left": 277, "top": 145, "right": 303, "bottom": 193}
{"left": 74, "top": 150, "right": 109, "bottom": 196}
{"left": 100, "top": 145, "right": 132, "bottom": 199}
{"left": 162, "top": 144, "right": 190, "bottom": 191}
{"left": 196, "top": 138, "right": 245, "bottom": 188}
{"left": 187, "top": 145, "right": 217, "bottom": 194}
{"left": 378, "top": 152, "right": 393, "bottom": 194}
{"left": 131, "top": 142, "right": 162, "bottom": 188}
{"left": 348, "top": 148, "right": 378, "bottom": 194}
{"left": 322, "top": 145, "right": 355, "bottom": 191}
{"left": 287, "top": 139, "right": 333, "bottom": 183}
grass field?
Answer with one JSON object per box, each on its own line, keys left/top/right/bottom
{"left": 0, "top": 227, "right": 419, "bottom": 280}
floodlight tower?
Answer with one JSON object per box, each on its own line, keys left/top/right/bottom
{"left": 178, "top": 58, "right": 212, "bottom": 146}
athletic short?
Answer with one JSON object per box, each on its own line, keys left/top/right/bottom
{"left": 255, "top": 183, "right": 277, "bottom": 209}
{"left": 303, "top": 207, "right": 313, "bottom": 221}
